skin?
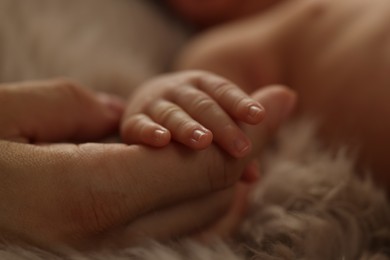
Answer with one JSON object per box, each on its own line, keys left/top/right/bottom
{"left": 0, "top": 78, "right": 296, "bottom": 250}
{"left": 167, "top": 0, "right": 284, "bottom": 27}
{"left": 174, "top": 0, "right": 390, "bottom": 188}
{"left": 121, "top": 70, "right": 267, "bottom": 158}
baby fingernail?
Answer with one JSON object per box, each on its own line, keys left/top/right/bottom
{"left": 153, "top": 128, "right": 168, "bottom": 142}
{"left": 191, "top": 129, "right": 208, "bottom": 143}
{"left": 247, "top": 104, "right": 264, "bottom": 122}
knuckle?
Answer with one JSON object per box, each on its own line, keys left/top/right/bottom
{"left": 169, "top": 87, "right": 198, "bottom": 108}
{"left": 201, "top": 73, "right": 235, "bottom": 92}
{"left": 126, "top": 114, "right": 145, "bottom": 126}
{"left": 121, "top": 115, "right": 143, "bottom": 136}
{"left": 192, "top": 96, "right": 216, "bottom": 114}
{"left": 191, "top": 70, "right": 217, "bottom": 81}
{"left": 214, "top": 81, "right": 241, "bottom": 102}
{"left": 182, "top": 69, "right": 212, "bottom": 82}
{"left": 157, "top": 105, "right": 182, "bottom": 125}
{"left": 213, "top": 80, "right": 235, "bottom": 96}
{"left": 167, "top": 85, "right": 190, "bottom": 101}
{"left": 166, "top": 85, "right": 186, "bottom": 102}
{"left": 175, "top": 120, "right": 197, "bottom": 134}
{"left": 215, "top": 83, "right": 246, "bottom": 111}
{"left": 202, "top": 77, "right": 247, "bottom": 110}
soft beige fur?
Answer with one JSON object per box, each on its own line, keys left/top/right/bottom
{"left": 0, "top": 0, "right": 389, "bottom": 259}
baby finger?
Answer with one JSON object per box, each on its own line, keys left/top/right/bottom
{"left": 169, "top": 88, "right": 252, "bottom": 158}
{"left": 196, "top": 74, "right": 265, "bottom": 124}
{"left": 147, "top": 99, "right": 213, "bottom": 150}
{"left": 121, "top": 114, "right": 171, "bottom": 147}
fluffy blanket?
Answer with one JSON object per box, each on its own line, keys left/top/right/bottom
{"left": 1, "top": 121, "right": 389, "bottom": 259}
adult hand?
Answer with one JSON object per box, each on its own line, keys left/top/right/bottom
{"left": 119, "top": 85, "right": 296, "bottom": 245}
{"left": 0, "top": 79, "right": 295, "bottom": 250}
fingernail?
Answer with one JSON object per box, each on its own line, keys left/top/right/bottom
{"left": 234, "top": 137, "right": 251, "bottom": 157}
{"left": 154, "top": 129, "right": 168, "bottom": 140}
{"left": 191, "top": 129, "right": 208, "bottom": 143}
{"left": 247, "top": 104, "right": 264, "bottom": 121}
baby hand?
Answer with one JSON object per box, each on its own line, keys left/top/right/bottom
{"left": 121, "top": 71, "right": 265, "bottom": 158}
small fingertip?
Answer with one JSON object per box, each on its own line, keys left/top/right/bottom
{"left": 189, "top": 128, "right": 213, "bottom": 149}
{"left": 246, "top": 104, "right": 265, "bottom": 124}
{"left": 151, "top": 128, "right": 171, "bottom": 147}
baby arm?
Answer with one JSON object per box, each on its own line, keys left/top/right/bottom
{"left": 121, "top": 70, "right": 265, "bottom": 158}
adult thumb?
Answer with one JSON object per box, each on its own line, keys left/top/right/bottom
{"left": 243, "top": 85, "right": 297, "bottom": 155}
{"left": 0, "top": 79, "right": 124, "bottom": 142}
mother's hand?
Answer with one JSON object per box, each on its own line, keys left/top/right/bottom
{"left": 0, "top": 78, "right": 233, "bottom": 249}
{"left": 0, "top": 79, "right": 295, "bottom": 250}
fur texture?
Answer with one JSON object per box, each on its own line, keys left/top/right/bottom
{"left": 1, "top": 121, "right": 389, "bottom": 259}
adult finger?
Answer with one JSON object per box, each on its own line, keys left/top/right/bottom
{"left": 245, "top": 85, "right": 297, "bottom": 153}
{"left": 0, "top": 79, "right": 125, "bottom": 142}
{"left": 194, "top": 182, "right": 253, "bottom": 241}
{"left": 114, "top": 187, "right": 235, "bottom": 245}
{"left": 0, "top": 140, "right": 243, "bottom": 247}
{"left": 0, "top": 86, "right": 296, "bottom": 247}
